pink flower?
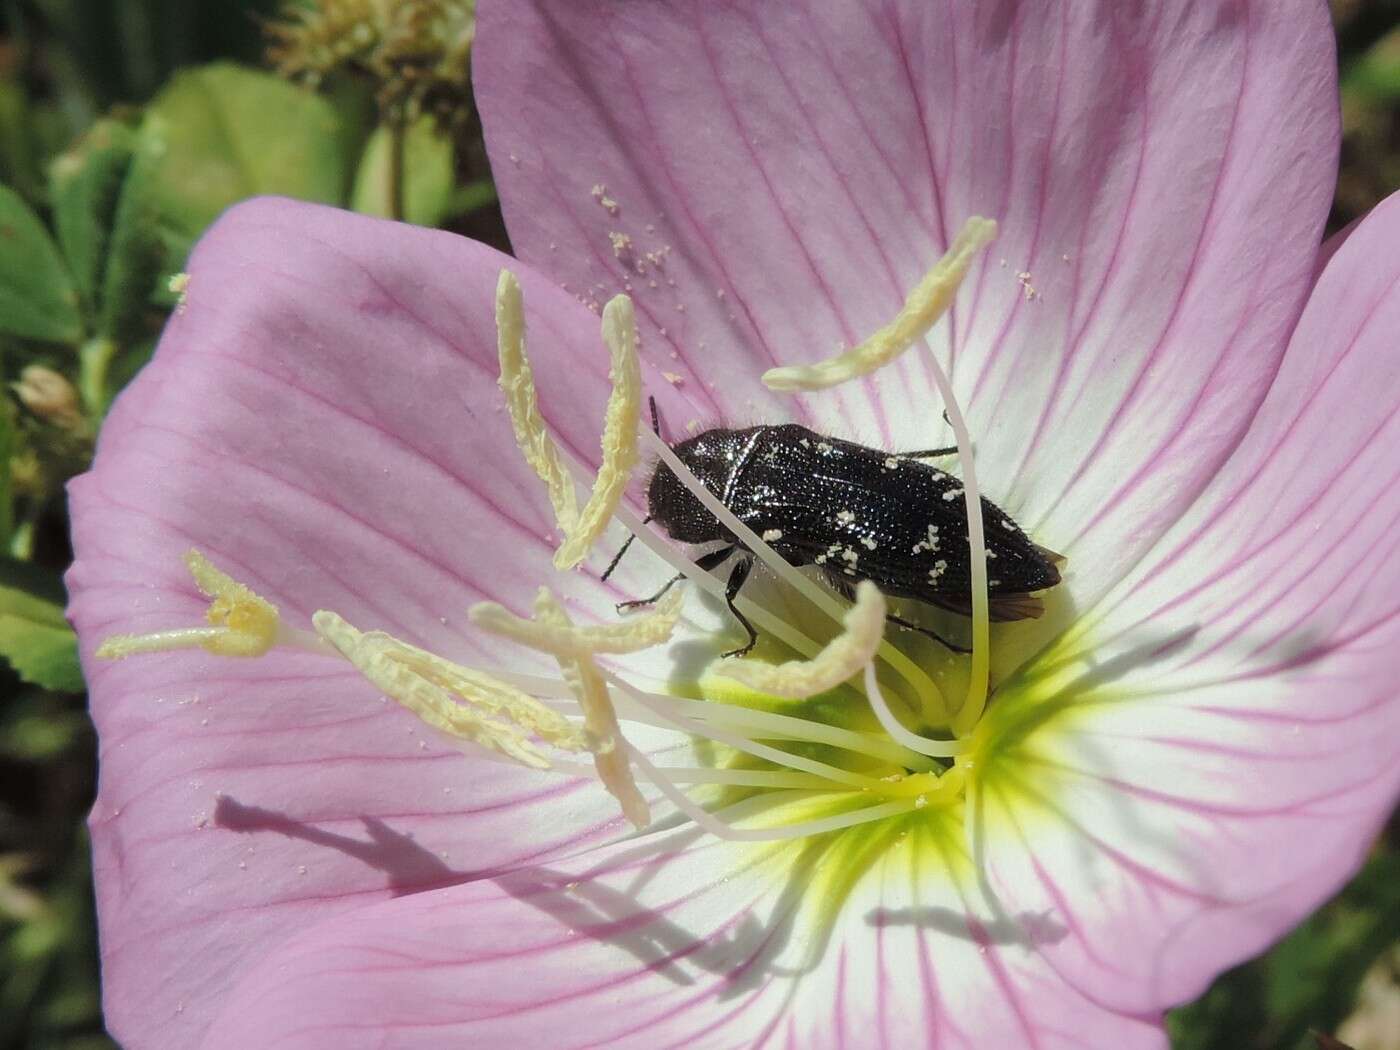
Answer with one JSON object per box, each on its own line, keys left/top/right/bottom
{"left": 68, "top": 2, "right": 1400, "bottom": 1048}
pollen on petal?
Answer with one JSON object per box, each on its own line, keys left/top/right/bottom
{"left": 713, "top": 580, "right": 887, "bottom": 699}
{"left": 96, "top": 549, "right": 281, "bottom": 660}
{"left": 760, "top": 216, "right": 997, "bottom": 391}
{"left": 468, "top": 583, "right": 685, "bottom": 656}
{"left": 312, "top": 610, "right": 586, "bottom": 770}
{"left": 531, "top": 590, "right": 650, "bottom": 830}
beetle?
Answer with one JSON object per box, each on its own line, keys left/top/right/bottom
{"left": 603, "top": 401, "right": 1062, "bottom": 657}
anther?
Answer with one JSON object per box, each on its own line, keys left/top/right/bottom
{"left": 97, "top": 550, "right": 282, "bottom": 660}
{"left": 760, "top": 217, "right": 997, "bottom": 392}
{"left": 531, "top": 589, "right": 650, "bottom": 830}
{"left": 469, "top": 584, "right": 685, "bottom": 656}
{"left": 495, "top": 271, "right": 642, "bottom": 570}
{"left": 313, "top": 610, "right": 588, "bottom": 770}
{"left": 714, "top": 580, "right": 887, "bottom": 699}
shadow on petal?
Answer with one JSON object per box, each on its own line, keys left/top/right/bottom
{"left": 214, "top": 796, "right": 501, "bottom": 895}
{"left": 865, "top": 904, "right": 1068, "bottom": 947}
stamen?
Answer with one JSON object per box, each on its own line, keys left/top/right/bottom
{"left": 312, "top": 610, "right": 587, "bottom": 770}
{"left": 531, "top": 590, "right": 650, "bottom": 830}
{"left": 760, "top": 217, "right": 997, "bottom": 391}
{"left": 506, "top": 669, "right": 934, "bottom": 769}
{"left": 546, "top": 757, "right": 832, "bottom": 791}
{"left": 469, "top": 584, "right": 685, "bottom": 656}
{"left": 553, "top": 294, "right": 641, "bottom": 569}
{"left": 495, "top": 270, "right": 642, "bottom": 571}
{"left": 616, "top": 689, "right": 932, "bottom": 768}
{"left": 607, "top": 671, "right": 888, "bottom": 792}
{"left": 929, "top": 355, "right": 991, "bottom": 737}
{"left": 495, "top": 271, "right": 577, "bottom": 534}
{"left": 97, "top": 550, "right": 281, "bottom": 660}
{"left": 714, "top": 580, "right": 885, "bottom": 699}
{"left": 626, "top": 745, "right": 920, "bottom": 843}
{"left": 862, "top": 664, "right": 963, "bottom": 759}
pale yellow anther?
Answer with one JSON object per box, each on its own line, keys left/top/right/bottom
{"left": 96, "top": 550, "right": 281, "bottom": 660}
{"left": 496, "top": 271, "right": 578, "bottom": 531}
{"left": 552, "top": 293, "right": 641, "bottom": 569}
{"left": 468, "top": 584, "right": 685, "bottom": 657}
{"left": 495, "top": 270, "right": 642, "bottom": 571}
{"left": 312, "top": 610, "right": 588, "bottom": 770}
{"left": 532, "top": 589, "right": 649, "bottom": 830}
{"left": 713, "top": 580, "right": 886, "bottom": 699}
{"left": 762, "top": 217, "right": 997, "bottom": 392}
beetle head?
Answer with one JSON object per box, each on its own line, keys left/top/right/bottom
{"left": 646, "top": 428, "right": 755, "bottom": 543}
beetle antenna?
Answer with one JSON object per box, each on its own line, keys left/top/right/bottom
{"left": 649, "top": 395, "right": 661, "bottom": 438}
{"left": 601, "top": 516, "right": 651, "bottom": 582}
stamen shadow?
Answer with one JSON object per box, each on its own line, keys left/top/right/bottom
{"left": 865, "top": 905, "right": 1068, "bottom": 947}
{"left": 213, "top": 796, "right": 498, "bottom": 896}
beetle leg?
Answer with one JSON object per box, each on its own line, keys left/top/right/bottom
{"left": 616, "top": 545, "right": 733, "bottom": 611}
{"left": 719, "top": 554, "right": 759, "bottom": 658}
{"left": 885, "top": 612, "right": 972, "bottom": 654}
{"left": 600, "top": 515, "right": 652, "bottom": 583}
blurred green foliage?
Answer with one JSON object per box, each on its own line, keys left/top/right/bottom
{"left": 0, "top": 2, "right": 1393, "bottom": 1048}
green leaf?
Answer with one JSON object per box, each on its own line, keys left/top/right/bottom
{"left": 1341, "top": 29, "right": 1400, "bottom": 103}
{"left": 351, "top": 117, "right": 456, "bottom": 228}
{"left": 0, "top": 78, "right": 42, "bottom": 201}
{"left": 138, "top": 62, "right": 358, "bottom": 267}
{"left": 0, "top": 184, "right": 83, "bottom": 345}
{"left": 450, "top": 178, "right": 500, "bottom": 217}
{"left": 49, "top": 119, "right": 138, "bottom": 317}
{"left": 0, "top": 559, "right": 82, "bottom": 693}
{"left": 0, "top": 397, "right": 12, "bottom": 548}
{"left": 95, "top": 131, "right": 166, "bottom": 346}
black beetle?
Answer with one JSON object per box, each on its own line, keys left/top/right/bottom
{"left": 604, "top": 403, "right": 1062, "bottom": 657}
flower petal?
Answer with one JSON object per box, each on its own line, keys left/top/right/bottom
{"left": 66, "top": 198, "right": 702, "bottom": 1048}
{"left": 475, "top": 0, "right": 1339, "bottom": 617}
{"left": 200, "top": 808, "right": 1167, "bottom": 1049}
{"left": 972, "top": 189, "right": 1400, "bottom": 1013}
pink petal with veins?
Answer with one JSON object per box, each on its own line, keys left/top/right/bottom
{"left": 975, "top": 189, "right": 1400, "bottom": 1013}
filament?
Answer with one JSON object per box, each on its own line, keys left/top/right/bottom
{"left": 627, "top": 744, "right": 918, "bottom": 843}
{"left": 863, "top": 664, "right": 965, "bottom": 758}
{"left": 608, "top": 671, "right": 887, "bottom": 791}
{"left": 920, "top": 348, "right": 990, "bottom": 736}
